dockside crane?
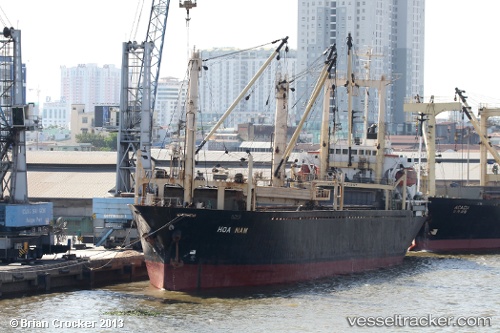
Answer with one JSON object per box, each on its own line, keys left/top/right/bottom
{"left": 96, "top": 1, "right": 199, "bottom": 248}
{"left": 0, "top": 27, "right": 31, "bottom": 204}
{"left": 0, "top": 27, "right": 63, "bottom": 261}
{"left": 116, "top": 1, "right": 199, "bottom": 195}
{"left": 115, "top": 0, "right": 173, "bottom": 195}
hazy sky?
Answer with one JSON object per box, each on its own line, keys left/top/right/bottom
{"left": 1, "top": 0, "right": 499, "bottom": 110}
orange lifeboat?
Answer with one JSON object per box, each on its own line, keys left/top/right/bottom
{"left": 395, "top": 168, "right": 417, "bottom": 187}
{"left": 297, "top": 164, "right": 319, "bottom": 181}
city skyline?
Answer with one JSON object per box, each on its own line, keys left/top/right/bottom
{"left": 295, "top": 0, "right": 425, "bottom": 137}
{"left": 2, "top": 0, "right": 500, "bottom": 110}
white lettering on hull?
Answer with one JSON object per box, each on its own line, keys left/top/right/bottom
{"left": 452, "top": 205, "right": 469, "bottom": 214}
{"left": 217, "top": 226, "right": 231, "bottom": 233}
{"left": 216, "top": 226, "right": 248, "bottom": 234}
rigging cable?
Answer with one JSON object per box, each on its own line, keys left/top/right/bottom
{"left": 180, "top": 1, "right": 197, "bottom": 69}
{"left": 202, "top": 41, "right": 278, "bottom": 62}
{"left": 0, "top": 5, "right": 12, "bottom": 28}
{"left": 130, "top": 0, "right": 146, "bottom": 41}
{"left": 155, "top": 66, "right": 190, "bottom": 158}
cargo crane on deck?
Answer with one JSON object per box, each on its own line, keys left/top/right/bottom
{"left": 0, "top": 27, "right": 67, "bottom": 262}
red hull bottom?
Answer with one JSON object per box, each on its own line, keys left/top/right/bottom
{"left": 145, "top": 256, "right": 404, "bottom": 291}
{"left": 413, "top": 238, "right": 500, "bottom": 253}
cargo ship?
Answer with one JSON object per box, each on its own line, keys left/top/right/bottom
{"left": 130, "top": 35, "right": 427, "bottom": 291}
{"left": 405, "top": 88, "right": 500, "bottom": 253}
{"left": 413, "top": 194, "right": 500, "bottom": 253}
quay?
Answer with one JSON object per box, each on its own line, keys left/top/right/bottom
{"left": 0, "top": 247, "right": 147, "bottom": 298}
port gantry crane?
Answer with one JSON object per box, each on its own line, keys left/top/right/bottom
{"left": 0, "top": 27, "right": 31, "bottom": 204}
{"left": 115, "top": 0, "right": 198, "bottom": 195}
{"left": 115, "top": 0, "right": 174, "bottom": 195}
{"left": 0, "top": 27, "right": 59, "bottom": 261}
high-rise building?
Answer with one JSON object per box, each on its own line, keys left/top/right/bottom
{"left": 153, "top": 77, "right": 187, "bottom": 145}
{"left": 199, "top": 47, "right": 297, "bottom": 130}
{"left": 154, "top": 77, "right": 187, "bottom": 129}
{"left": 60, "top": 63, "right": 121, "bottom": 116}
{"left": 297, "top": 0, "right": 425, "bottom": 139}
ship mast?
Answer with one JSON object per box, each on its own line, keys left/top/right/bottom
{"left": 271, "top": 74, "right": 290, "bottom": 187}
{"left": 403, "top": 97, "right": 461, "bottom": 196}
{"left": 183, "top": 49, "right": 201, "bottom": 205}
{"left": 346, "top": 34, "right": 354, "bottom": 166}
{"left": 319, "top": 49, "right": 338, "bottom": 180}
{"left": 319, "top": 81, "right": 334, "bottom": 180}
{"left": 335, "top": 34, "right": 393, "bottom": 183}
{"left": 478, "top": 106, "right": 500, "bottom": 184}
{"left": 455, "top": 88, "right": 500, "bottom": 186}
{"left": 274, "top": 44, "right": 337, "bottom": 177}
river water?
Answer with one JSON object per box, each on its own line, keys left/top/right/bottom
{"left": 0, "top": 252, "right": 498, "bottom": 332}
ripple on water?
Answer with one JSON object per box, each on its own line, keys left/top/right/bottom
{"left": 0, "top": 253, "right": 498, "bottom": 332}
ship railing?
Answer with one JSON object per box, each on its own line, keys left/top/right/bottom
{"left": 390, "top": 199, "right": 402, "bottom": 211}
{"left": 144, "top": 193, "right": 177, "bottom": 206}
{"left": 163, "top": 197, "right": 183, "bottom": 206}
{"left": 313, "top": 188, "right": 331, "bottom": 201}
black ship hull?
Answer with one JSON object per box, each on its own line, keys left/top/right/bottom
{"left": 131, "top": 205, "right": 425, "bottom": 291}
{"left": 413, "top": 197, "right": 500, "bottom": 253}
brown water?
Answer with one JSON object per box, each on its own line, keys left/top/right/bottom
{"left": 0, "top": 253, "right": 498, "bottom": 332}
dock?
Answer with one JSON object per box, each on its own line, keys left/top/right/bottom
{"left": 0, "top": 247, "right": 147, "bottom": 298}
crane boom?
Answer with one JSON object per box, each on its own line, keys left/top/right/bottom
{"left": 455, "top": 88, "right": 500, "bottom": 165}
{"left": 144, "top": 0, "right": 171, "bottom": 111}
{"left": 196, "top": 37, "right": 289, "bottom": 154}
{"left": 273, "top": 44, "right": 336, "bottom": 177}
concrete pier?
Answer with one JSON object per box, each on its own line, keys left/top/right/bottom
{"left": 0, "top": 247, "right": 147, "bottom": 298}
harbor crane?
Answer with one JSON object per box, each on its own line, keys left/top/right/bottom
{"left": 115, "top": 0, "right": 198, "bottom": 195}
{"left": 0, "top": 27, "right": 65, "bottom": 261}
{"left": 115, "top": 0, "right": 172, "bottom": 194}
{"left": 96, "top": 1, "right": 198, "bottom": 248}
